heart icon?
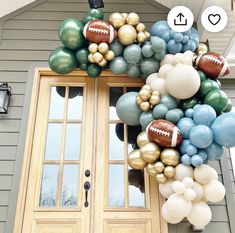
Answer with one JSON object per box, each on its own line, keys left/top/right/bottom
{"left": 208, "top": 14, "right": 221, "bottom": 25}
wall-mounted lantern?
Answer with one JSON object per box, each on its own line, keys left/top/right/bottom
{"left": 0, "top": 83, "right": 12, "bottom": 114}
{"left": 88, "top": 0, "right": 104, "bottom": 9}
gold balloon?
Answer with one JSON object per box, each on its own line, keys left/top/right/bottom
{"left": 139, "top": 89, "right": 151, "bottom": 101}
{"left": 104, "top": 50, "right": 115, "bottom": 61}
{"left": 93, "top": 52, "right": 103, "bottom": 63}
{"left": 98, "top": 42, "right": 109, "bottom": 54}
{"left": 98, "top": 58, "right": 107, "bottom": 67}
{"left": 140, "top": 101, "right": 150, "bottom": 112}
{"left": 122, "top": 13, "right": 128, "bottom": 21}
{"left": 147, "top": 163, "right": 157, "bottom": 177}
{"left": 136, "top": 95, "right": 143, "bottom": 105}
{"left": 160, "top": 149, "right": 180, "bottom": 166}
{"left": 109, "top": 12, "right": 125, "bottom": 29}
{"left": 126, "top": 12, "right": 140, "bottom": 26}
{"left": 136, "top": 23, "right": 146, "bottom": 32}
{"left": 152, "top": 90, "right": 160, "bottom": 96}
{"left": 156, "top": 173, "right": 167, "bottom": 184}
{"left": 118, "top": 25, "right": 137, "bottom": 46}
{"left": 144, "top": 31, "right": 151, "bottom": 39}
{"left": 142, "top": 84, "right": 152, "bottom": 91}
{"left": 154, "top": 161, "right": 165, "bottom": 173}
{"left": 149, "top": 95, "right": 160, "bottom": 106}
{"left": 163, "top": 166, "right": 175, "bottom": 178}
{"left": 89, "top": 43, "right": 98, "bottom": 53}
{"left": 137, "top": 131, "right": 149, "bottom": 148}
{"left": 140, "top": 142, "right": 161, "bottom": 163}
{"left": 88, "top": 53, "right": 94, "bottom": 63}
{"left": 195, "top": 42, "right": 208, "bottom": 55}
{"left": 137, "top": 31, "right": 147, "bottom": 43}
{"left": 128, "top": 149, "right": 147, "bottom": 170}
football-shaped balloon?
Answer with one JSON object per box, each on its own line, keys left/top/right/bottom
{"left": 195, "top": 52, "right": 230, "bottom": 79}
{"left": 146, "top": 120, "right": 183, "bottom": 148}
{"left": 83, "top": 19, "right": 117, "bottom": 44}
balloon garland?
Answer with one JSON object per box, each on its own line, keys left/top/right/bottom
{"left": 48, "top": 9, "right": 235, "bottom": 229}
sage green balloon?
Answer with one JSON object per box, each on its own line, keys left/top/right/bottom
{"left": 142, "top": 43, "right": 154, "bottom": 58}
{"left": 76, "top": 48, "right": 89, "bottom": 64}
{"left": 59, "top": 18, "right": 85, "bottom": 50}
{"left": 87, "top": 63, "right": 102, "bottom": 78}
{"left": 199, "top": 79, "right": 220, "bottom": 99}
{"left": 140, "top": 58, "right": 160, "bottom": 75}
{"left": 110, "top": 56, "right": 128, "bottom": 74}
{"left": 82, "top": 15, "right": 96, "bottom": 24}
{"left": 49, "top": 47, "right": 77, "bottom": 74}
{"left": 87, "top": 8, "right": 104, "bottom": 20}
{"left": 139, "top": 111, "right": 154, "bottom": 130}
{"left": 109, "top": 39, "right": 124, "bottom": 56}
{"left": 116, "top": 92, "right": 141, "bottom": 126}
{"left": 127, "top": 65, "right": 141, "bottom": 78}
{"left": 123, "top": 44, "right": 142, "bottom": 64}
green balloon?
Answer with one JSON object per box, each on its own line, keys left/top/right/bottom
{"left": 223, "top": 98, "right": 232, "bottom": 113}
{"left": 76, "top": 48, "right": 89, "bottom": 64}
{"left": 109, "top": 39, "right": 124, "bottom": 56}
{"left": 49, "top": 47, "right": 77, "bottom": 74}
{"left": 87, "top": 63, "right": 102, "bottom": 78}
{"left": 140, "top": 58, "right": 160, "bottom": 76}
{"left": 59, "top": 18, "right": 85, "bottom": 50}
{"left": 199, "top": 79, "right": 220, "bottom": 99}
{"left": 127, "top": 65, "right": 141, "bottom": 78}
{"left": 110, "top": 56, "right": 128, "bottom": 74}
{"left": 198, "top": 71, "right": 207, "bottom": 81}
{"left": 123, "top": 44, "right": 142, "bottom": 64}
{"left": 154, "top": 51, "right": 165, "bottom": 61}
{"left": 116, "top": 92, "right": 142, "bottom": 126}
{"left": 79, "top": 63, "right": 87, "bottom": 71}
{"left": 204, "top": 90, "right": 228, "bottom": 114}
{"left": 87, "top": 8, "right": 104, "bottom": 20}
{"left": 180, "top": 97, "right": 199, "bottom": 111}
{"left": 140, "top": 111, "right": 154, "bottom": 130}
{"left": 142, "top": 43, "right": 154, "bottom": 58}
{"left": 82, "top": 15, "right": 96, "bottom": 25}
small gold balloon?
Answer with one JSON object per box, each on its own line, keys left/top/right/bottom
{"left": 128, "top": 149, "right": 147, "bottom": 170}
{"left": 109, "top": 12, "right": 125, "bottom": 29}
{"left": 126, "top": 12, "right": 140, "bottom": 26}
{"left": 156, "top": 173, "right": 167, "bottom": 184}
{"left": 137, "top": 131, "right": 149, "bottom": 148}
{"left": 89, "top": 43, "right": 98, "bottom": 53}
{"left": 144, "top": 31, "right": 151, "bottom": 39}
{"left": 154, "top": 161, "right": 165, "bottom": 173}
{"left": 122, "top": 13, "right": 128, "bottom": 21}
{"left": 142, "top": 84, "right": 152, "bottom": 91}
{"left": 149, "top": 95, "right": 160, "bottom": 106}
{"left": 163, "top": 166, "right": 175, "bottom": 178}
{"left": 152, "top": 90, "right": 160, "bottom": 96}
{"left": 195, "top": 42, "right": 208, "bottom": 55}
{"left": 140, "top": 142, "right": 161, "bottom": 163}
{"left": 140, "top": 101, "right": 150, "bottom": 112}
{"left": 137, "top": 31, "right": 147, "bottom": 43}
{"left": 160, "top": 149, "right": 180, "bottom": 166}
{"left": 139, "top": 89, "right": 151, "bottom": 101}
{"left": 93, "top": 52, "right": 103, "bottom": 63}
{"left": 118, "top": 25, "right": 137, "bottom": 46}
{"left": 136, "top": 23, "right": 146, "bottom": 32}
{"left": 98, "top": 58, "right": 107, "bottom": 67}
{"left": 136, "top": 95, "right": 143, "bottom": 105}
{"left": 147, "top": 163, "right": 157, "bottom": 177}
{"left": 104, "top": 50, "right": 115, "bottom": 61}
{"left": 98, "top": 42, "right": 109, "bottom": 54}
{"left": 88, "top": 53, "right": 94, "bottom": 63}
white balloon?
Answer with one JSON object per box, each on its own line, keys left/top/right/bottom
{"left": 184, "top": 50, "right": 194, "bottom": 59}
{"left": 159, "top": 179, "right": 174, "bottom": 198}
{"left": 161, "top": 54, "right": 175, "bottom": 66}
{"left": 187, "top": 201, "right": 212, "bottom": 227}
{"left": 166, "top": 64, "right": 201, "bottom": 99}
{"left": 174, "top": 164, "right": 194, "bottom": 181}
{"left": 172, "top": 181, "right": 186, "bottom": 194}
{"left": 204, "top": 179, "right": 226, "bottom": 202}
{"left": 174, "top": 53, "right": 184, "bottom": 64}
{"left": 194, "top": 164, "right": 218, "bottom": 185}
{"left": 146, "top": 73, "right": 159, "bottom": 85}
{"left": 182, "top": 56, "right": 193, "bottom": 65}
{"left": 159, "top": 64, "right": 173, "bottom": 79}
{"left": 184, "top": 188, "right": 196, "bottom": 201}
{"left": 149, "top": 77, "right": 168, "bottom": 96}
{"left": 192, "top": 182, "right": 204, "bottom": 202}
{"left": 161, "top": 202, "right": 183, "bottom": 224}
{"left": 183, "top": 177, "right": 194, "bottom": 188}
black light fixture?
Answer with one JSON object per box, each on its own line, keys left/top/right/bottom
{"left": 88, "top": 0, "right": 104, "bottom": 9}
{"left": 0, "top": 83, "right": 12, "bottom": 114}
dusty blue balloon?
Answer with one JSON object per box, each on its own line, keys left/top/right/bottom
{"left": 191, "top": 154, "right": 204, "bottom": 167}
{"left": 140, "top": 111, "right": 154, "bottom": 130}
{"left": 205, "top": 142, "right": 224, "bottom": 160}
{"left": 174, "top": 108, "right": 184, "bottom": 118}
{"left": 160, "top": 95, "right": 177, "bottom": 110}
{"left": 110, "top": 56, "right": 128, "bottom": 75}
{"left": 182, "top": 35, "right": 189, "bottom": 44}
{"left": 154, "top": 51, "right": 166, "bottom": 61}
{"left": 142, "top": 43, "right": 154, "bottom": 58}
{"left": 189, "top": 125, "right": 213, "bottom": 149}
{"left": 169, "top": 30, "right": 176, "bottom": 39}
{"left": 211, "top": 112, "right": 235, "bottom": 147}
{"left": 150, "top": 21, "right": 171, "bottom": 42}
{"left": 123, "top": 44, "right": 142, "bottom": 64}
{"left": 140, "top": 58, "right": 160, "bottom": 75}
{"left": 198, "top": 150, "right": 208, "bottom": 161}
{"left": 127, "top": 65, "right": 141, "bottom": 78}
{"left": 180, "top": 139, "right": 191, "bottom": 154}
{"left": 186, "top": 144, "right": 197, "bottom": 156}
{"left": 193, "top": 104, "right": 217, "bottom": 127}
{"left": 193, "top": 104, "right": 200, "bottom": 111}
{"left": 151, "top": 36, "right": 166, "bottom": 53}
{"left": 181, "top": 154, "right": 191, "bottom": 166}
{"left": 182, "top": 40, "right": 197, "bottom": 52}
{"left": 153, "top": 104, "right": 168, "bottom": 119}
{"left": 165, "top": 109, "right": 181, "bottom": 124}
{"left": 116, "top": 92, "right": 141, "bottom": 126}
{"left": 174, "top": 32, "right": 184, "bottom": 42}
{"left": 109, "top": 39, "right": 124, "bottom": 56}
{"left": 185, "top": 109, "right": 194, "bottom": 118}
{"left": 177, "top": 117, "right": 195, "bottom": 139}
{"left": 167, "top": 40, "right": 182, "bottom": 54}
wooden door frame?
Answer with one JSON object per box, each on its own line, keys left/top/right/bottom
{"left": 13, "top": 68, "right": 167, "bottom": 233}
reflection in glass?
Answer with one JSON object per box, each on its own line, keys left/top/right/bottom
{"left": 49, "top": 87, "right": 65, "bottom": 119}
{"left": 67, "top": 87, "right": 83, "bottom": 120}
{"left": 61, "top": 165, "right": 79, "bottom": 207}
{"left": 44, "top": 123, "right": 62, "bottom": 160}
{"left": 64, "top": 124, "right": 81, "bottom": 160}
{"left": 109, "top": 164, "right": 125, "bottom": 207}
{"left": 109, "top": 87, "right": 123, "bottom": 120}
{"left": 109, "top": 124, "right": 124, "bottom": 160}
{"left": 128, "top": 168, "right": 145, "bottom": 207}
{"left": 39, "top": 165, "right": 59, "bottom": 207}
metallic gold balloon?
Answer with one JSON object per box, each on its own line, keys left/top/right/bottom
{"left": 163, "top": 166, "right": 175, "bottom": 178}
{"left": 118, "top": 25, "right": 137, "bottom": 46}
{"left": 142, "top": 84, "right": 152, "bottom": 91}
{"left": 137, "top": 31, "right": 147, "bottom": 43}
{"left": 136, "top": 23, "right": 146, "bottom": 32}
{"left": 149, "top": 95, "right": 160, "bottom": 106}
{"left": 160, "top": 149, "right": 180, "bottom": 166}
{"left": 154, "top": 161, "right": 165, "bottom": 173}
{"left": 195, "top": 42, "right": 208, "bottom": 56}
{"left": 88, "top": 53, "right": 94, "bottom": 63}
{"left": 98, "top": 58, "right": 107, "bottom": 67}
{"left": 109, "top": 12, "right": 125, "bottom": 29}
{"left": 137, "top": 131, "right": 149, "bottom": 148}
{"left": 89, "top": 43, "right": 98, "bottom": 53}
{"left": 156, "top": 173, "right": 167, "bottom": 183}
{"left": 144, "top": 31, "right": 150, "bottom": 39}
{"left": 93, "top": 52, "right": 103, "bottom": 63}
{"left": 128, "top": 149, "right": 147, "bottom": 170}
{"left": 126, "top": 12, "right": 140, "bottom": 26}
{"left": 152, "top": 90, "right": 160, "bottom": 96}
{"left": 136, "top": 95, "right": 143, "bottom": 105}
{"left": 140, "top": 142, "right": 161, "bottom": 163}
{"left": 122, "top": 13, "right": 128, "bottom": 21}
{"left": 147, "top": 163, "right": 157, "bottom": 177}
{"left": 139, "top": 89, "right": 151, "bottom": 101}
{"left": 140, "top": 101, "right": 150, "bottom": 112}
{"left": 98, "top": 42, "right": 109, "bottom": 54}
{"left": 104, "top": 50, "right": 115, "bottom": 61}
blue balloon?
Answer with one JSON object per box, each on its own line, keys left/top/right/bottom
{"left": 180, "top": 139, "right": 191, "bottom": 154}
{"left": 153, "top": 104, "right": 168, "bottom": 119}
{"left": 193, "top": 104, "right": 200, "bottom": 110}
{"left": 174, "top": 108, "right": 184, "bottom": 118}
{"left": 161, "top": 31, "right": 171, "bottom": 43}
{"left": 140, "top": 111, "right": 154, "bottom": 130}
{"left": 177, "top": 117, "right": 195, "bottom": 139}
{"left": 182, "top": 35, "right": 189, "bottom": 44}
{"left": 181, "top": 154, "right": 191, "bottom": 166}
{"left": 193, "top": 104, "right": 217, "bottom": 127}
{"left": 174, "top": 32, "right": 184, "bottom": 43}
{"left": 191, "top": 154, "right": 204, "bottom": 167}
{"left": 167, "top": 40, "right": 183, "bottom": 54}
{"left": 142, "top": 43, "right": 154, "bottom": 58}
{"left": 154, "top": 51, "right": 166, "bottom": 61}
{"left": 186, "top": 144, "right": 198, "bottom": 156}
{"left": 198, "top": 150, "right": 208, "bottom": 161}
{"left": 185, "top": 109, "right": 194, "bottom": 118}
{"left": 169, "top": 30, "right": 176, "bottom": 39}
{"left": 151, "top": 36, "right": 166, "bottom": 53}
{"left": 160, "top": 95, "right": 177, "bottom": 110}
{"left": 110, "top": 56, "right": 128, "bottom": 74}
{"left": 165, "top": 109, "right": 181, "bottom": 124}
{"left": 206, "top": 142, "right": 224, "bottom": 160}
{"left": 182, "top": 40, "right": 196, "bottom": 52}
{"left": 189, "top": 125, "right": 213, "bottom": 149}
{"left": 123, "top": 44, "right": 142, "bottom": 64}
{"left": 150, "top": 21, "right": 171, "bottom": 42}
{"left": 211, "top": 112, "right": 235, "bottom": 147}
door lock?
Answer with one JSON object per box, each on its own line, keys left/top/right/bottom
{"left": 84, "top": 181, "right": 90, "bottom": 207}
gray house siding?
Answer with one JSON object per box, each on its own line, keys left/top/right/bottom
{"left": 0, "top": 1, "right": 234, "bottom": 233}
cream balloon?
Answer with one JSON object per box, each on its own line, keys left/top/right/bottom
{"left": 159, "top": 64, "right": 173, "bottom": 79}
{"left": 182, "top": 56, "right": 193, "bottom": 65}
{"left": 174, "top": 53, "right": 184, "bottom": 64}
{"left": 187, "top": 201, "right": 212, "bottom": 227}
{"left": 203, "top": 179, "right": 225, "bottom": 203}
{"left": 166, "top": 64, "right": 201, "bottom": 99}
{"left": 184, "top": 50, "right": 194, "bottom": 59}
{"left": 149, "top": 77, "right": 168, "bottom": 96}
{"left": 174, "top": 164, "right": 194, "bottom": 181}
{"left": 192, "top": 182, "right": 204, "bottom": 202}
{"left": 194, "top": 164, "right": 218, "bottom": 185}
{"left": 183, "top": 177, "right": 194, "bottom": 188}
{"left": 161, "top": 202, "right": 183, "bottom": 224}
{"left": 184, "top": 188, "right": 196, "bottom": 201}
{"left": 146, "top": 73, "right": 159, "bottom": 85}
{"left": 172, "top": 181, "right": 186, "bottom": 194}
{"left": 159, "top": 179, "right": 174, "bottom": 198}
{"left": 160, "top": 54, "right": 175, "bottom": 66}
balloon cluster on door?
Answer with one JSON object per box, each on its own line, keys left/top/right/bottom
{"left": 48, "top": 9, "right": 235, "bottom": 229}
